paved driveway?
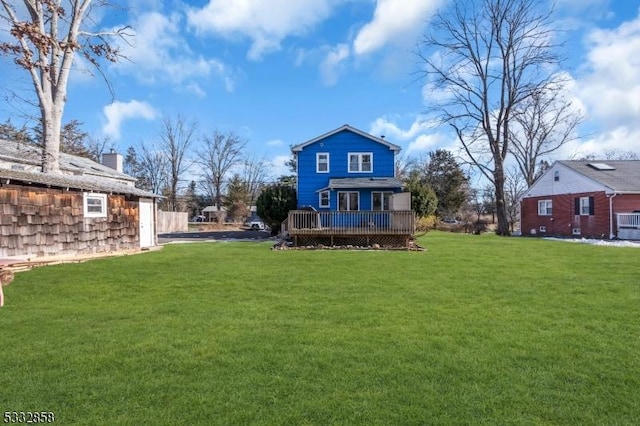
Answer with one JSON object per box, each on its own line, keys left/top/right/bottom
{"left": 158, "top": 229, "right": 273, "bottom": 243}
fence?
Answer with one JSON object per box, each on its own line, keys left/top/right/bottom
{"left": 157, "top": 211, "right": 188, "bottom": 233}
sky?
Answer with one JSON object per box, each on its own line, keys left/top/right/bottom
{"left": 1, "top": 0, "right": 640, "bottom": 181}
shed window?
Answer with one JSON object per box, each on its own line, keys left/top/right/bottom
{"left": 338, "top": 191, "right": 359, "bottom": 211}
{"left": 538, "top": 200, "right": 552, "bottom": 216}
{"left": 319, "top": 190, "right": 330, "bottom": 208}
{"left": 84, "top": 193, "right": 107, "bottom": 218}
{"left": 348, "top": 153, "right": 372, "bottom": 173}
{"left": 316, "top": 153, "right": 329, "bottom": 173}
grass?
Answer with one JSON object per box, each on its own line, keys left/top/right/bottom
{"left": 1, "top": 232, "right": 639, "bottom": 425}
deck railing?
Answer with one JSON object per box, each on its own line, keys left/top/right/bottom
{"left": 288, "top": 210, "right": 415, "bottom": 235}
{"left": 617, "top": 213, "right": 640, "bottom": 229}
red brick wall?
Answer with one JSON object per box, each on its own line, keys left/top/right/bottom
{"left": 521, "top": 192, "right": 611, "bottom": 238}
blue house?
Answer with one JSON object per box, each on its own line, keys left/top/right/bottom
{"left": 286, "top": 124, "right": 415, "bottom": 247}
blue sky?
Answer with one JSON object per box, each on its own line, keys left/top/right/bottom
{"left": 2, "top": 0, "right": 640, "bottom": 180}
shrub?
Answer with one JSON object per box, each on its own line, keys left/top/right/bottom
{"left": 415, "top": 215, "right": 437, "bottom": 235}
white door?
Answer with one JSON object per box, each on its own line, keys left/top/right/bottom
{"left": 139, "top": 198, "right": 154, "bottom": 248}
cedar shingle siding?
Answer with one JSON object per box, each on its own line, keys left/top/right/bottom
{"left": 0, "top": 185, "right": 139, "bottom": 258}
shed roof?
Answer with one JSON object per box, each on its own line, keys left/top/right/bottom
{"left": 558, "top": 160, "right": 640, "bottom": 193}
{"left": 291, "top": 124, "right": 401, "bottom": 153}
{"left": 0, "top": 140, "right": 158, "bottom": 197}
{"left": 0, "top": 139, "right": 136, "bottom": 182}
{"left": 0, "top": 167, "right": 159, "bottom": 197}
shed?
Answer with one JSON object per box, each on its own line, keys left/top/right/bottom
{"left": 0, "top": 140, "right": 161, "bottom": 259}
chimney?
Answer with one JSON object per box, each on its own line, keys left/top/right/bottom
{"left": 102, "top": 149, "right": 123, "bottom": 173}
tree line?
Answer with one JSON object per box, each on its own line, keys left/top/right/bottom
{"left": 2, "top": 0, "right": 638, "bottom": 236}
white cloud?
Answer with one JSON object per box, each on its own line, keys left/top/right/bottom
{"left": 270, "top": 154, "right": 293, "bottom": 177}
{"left": 369, "top": 116, "right": 452, "bottom": 154}
{"left": 570, "top": 12, "right": 640, "bottom": 156}
{"left": 353, "top": 0, "right": 441, "bottom": 56}
{"left": 266, "top": 139, "right": 284, "bottom": 147}
{"left": 576, "top": 13, "right": 640, "bottom": 127}
{"left": 320, "top": 44, "right": 350, "bottom": 86}
{"left": 369, "top": 116, "right": 434, "bottom": 141}
{"left": 187, "top": 0, "right": 336, "bottom": 60}
{"left": 113, "top": 12, "right": 235, "bottom": 92}
{"left": 102, "top": 100, "right": 158, "bottom": 140}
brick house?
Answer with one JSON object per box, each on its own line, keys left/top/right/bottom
{"left": 520, "top": 160, "right": 640, "bottom": 240}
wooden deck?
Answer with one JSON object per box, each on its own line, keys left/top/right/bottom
{"left": 286, "top": 210, "right": 415, "bottom": 247}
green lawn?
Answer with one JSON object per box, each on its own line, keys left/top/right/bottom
{"left": 1, "top": 232, "right": 639, "bottom": 425}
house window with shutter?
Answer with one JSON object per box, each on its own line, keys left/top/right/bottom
{"left": 576, "top": 196, "right": 594, "bottom": 216}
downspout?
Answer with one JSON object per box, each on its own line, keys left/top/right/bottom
{"left": 609, "top": 193, "right": 617, "bottom": 239}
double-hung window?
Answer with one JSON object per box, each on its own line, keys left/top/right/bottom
{"left": 348, "top": 153, "right": 372, "bottom": 173}
{"left": 316, "top": 153, "right": 329, "bottom": 173}
{"left": 319, "top": 190, "right": 330, "bottom": 208}
{"left": 338, "top": 191, "right": 359, "bottom": 211}
{"left": 84, "top": 193, "right": 107, "bottom": 218}
{"left": 372, "top": 191, "right": 392, "bottom": 211}
{"left": 576, "top": 196, "right": 594, "bottom": 216}
{"left": 538, "top": 199, "right": 552, "bottom": 216}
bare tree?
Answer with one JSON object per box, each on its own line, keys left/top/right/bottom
{"left": 0, "top": 0, "right": 130, "bottom": 173}
{"left": 418, "top": 0, "right": 561, "bottom": 235}
{"left": 240, "top": 154, "right": 272, "bottom": 205}
{"left": 196, "top": 130, "right": 247, "bottom": 210}
{"left": 157, "top": 115, "right": 197, "bottom": 211}
{"left": 505, "top": 167, "right": 527, "bottom": 232}
{"left": 137, "top": 142, "right": 168, "bottom": 195}
{"left": 86, "top": 135, "right": 113, "bottom": 163}
{"left": 509, "top": 85, "right": 582, "bottom": 187}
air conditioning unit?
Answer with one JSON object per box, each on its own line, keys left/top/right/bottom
{"left": 539, "top": 226, "right": 546, "bottom": 233}
{"left": 572, "top": 228, "right": 581, "bottom": 236}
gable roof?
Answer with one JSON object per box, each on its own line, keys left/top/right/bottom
{"left": 559, "top": 160, "right": 640, "bottom": 193}
{"left": 291, "top": 124, "right": 401, "bottom": 153}
{"left": 0, "top": 139, "right": 158, "bottom": 197}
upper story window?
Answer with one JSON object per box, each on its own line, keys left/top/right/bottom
{"left": 538, "top": 199, "right": 552, "bottom": 216}
{"left": 84, "top": 193, "right": 107, "bottom": 218}
{"left": 316, "top": 153, "right": 329, "bottom": 173}
{"left": 348, "top": 153, "right": 372, "bottom": 173}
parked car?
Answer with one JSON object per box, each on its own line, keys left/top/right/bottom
{"left": 192, "top": 215, "right": 206, "bottom": 222}
{"left": 441, "top": 217, "right": 460, "bottom": 224}
{"left": 248, "top": 220, "right": 265, "bottom": 230}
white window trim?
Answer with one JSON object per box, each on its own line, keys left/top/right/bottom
{"left": 372, "top": 191, "right": 393, "bottom": 211}
{"left": 84, "top": 192, "right": 107, "bottom": 218}
{"left": 338, "top": 191, "right": 360, "bottom": 211}
{"left": 316, "top": 152, "right": 330, "bottom": 173}
{"left": 538, "top": 199, "right": 552, "bottom": 216}
{"left": 580, "top": 197, "right": 590, "bottom": 216}
{"left": 348, "top": 152, "right": 373, "bottom": 173}
{"left": 319, "top": 190, "right": 330, "bottom": 208}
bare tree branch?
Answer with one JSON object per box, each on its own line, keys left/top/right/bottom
{"left": 417, "top": 0, "right": 562, "bottom": 235}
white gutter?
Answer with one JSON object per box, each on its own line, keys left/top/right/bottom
{"left": 609, "top": 193, "right": 618, "bottom": 239}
